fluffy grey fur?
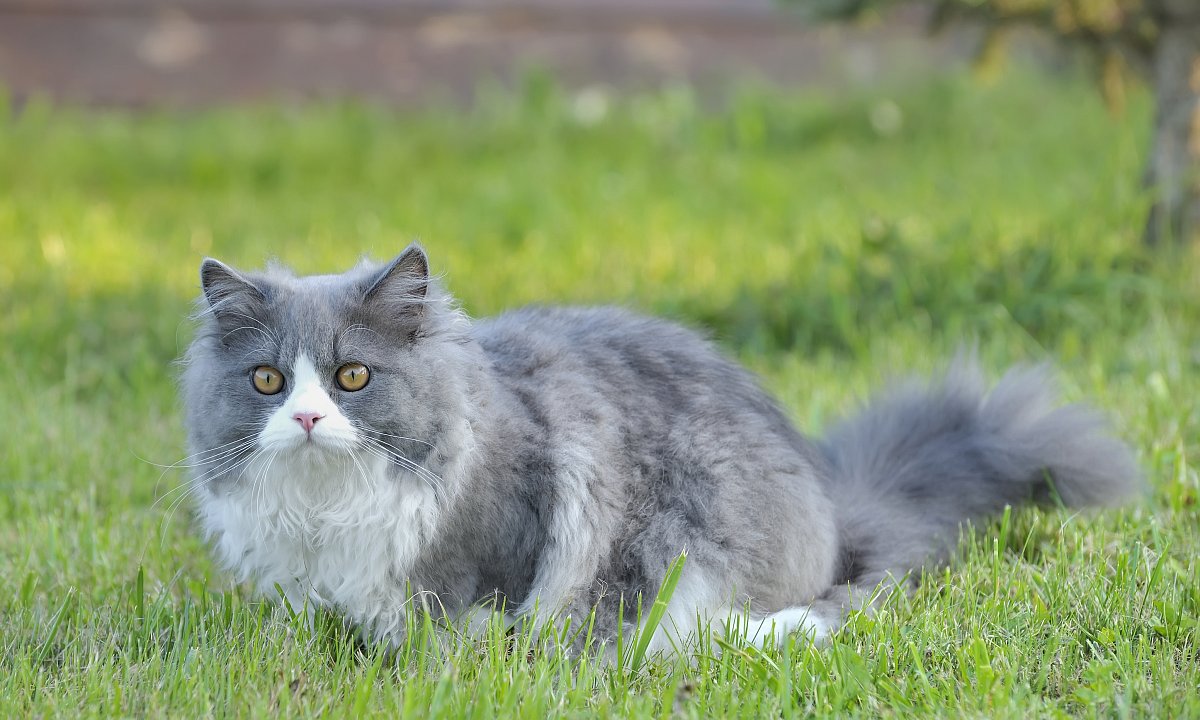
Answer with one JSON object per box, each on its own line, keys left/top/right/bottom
{"left": 181, "top": 244, "right": 1140, "bottom": 650}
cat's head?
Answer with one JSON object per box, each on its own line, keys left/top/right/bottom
{"left": 182, "top": 244, "right": 474, "bottom": 493}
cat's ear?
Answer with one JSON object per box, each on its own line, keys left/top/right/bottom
{"left": 363, "top": 244, "right": 429, "bottom": 311}
{"left": 200, "top": 258, "right": 265, "bottom": 314}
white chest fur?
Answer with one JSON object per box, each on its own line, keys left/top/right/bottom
{"left": 197, "top": 448, "right": 438, "bottom": 640}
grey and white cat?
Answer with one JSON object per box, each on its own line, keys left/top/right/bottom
{"left": 182, "top": 244, "right": 1139, "bottom": 652}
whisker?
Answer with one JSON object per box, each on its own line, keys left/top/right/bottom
{"left": 252, "top": 450, "right": 281, "bottom": 520}
{"left": 148, "top": 442, "right": 252, "bottom": 506}
{"left": 153, "top": 446, "right": 249, "bottom": 504}
{"left": 138, "top": 435, "right": 256, "bottom": 481}
{"left": 362, "top": 438, "right": 440, "bottom": 481}
{"left": 359, "top": 438, "right": 447, "bottom": 499}
{"left": 345, "top": 421, "right": 445, "bottom": 493}
{"left": 221, "top": 325, "right": 274, "bottom": 346}
{"left": 346, "top": 446, "right": 376, "bottom": 492}
{"left": 370, "top": 431, "right": 437, "bottom": 450}
{"left": 361, "top": 445, "right": 442, "bottom": 498}
{"left": 158, "top": 448, "right": 260, "bottom": 548}
{"left": 239, "top": 344, "right": 276, "bottom": 362}
{"left": 142, "top": 425, "right": 266, "bottom": 500}
{"left": 151, "top": 446, "right": 255, "bottom": 512}
{"left": 338, "top": 323, "right": 385, "bottom": 346}
{"left": 222, "top": 311, "right": 281, "bottom": 345}
{"left": 150, "top": 439, "right": 258, "bottom": 471}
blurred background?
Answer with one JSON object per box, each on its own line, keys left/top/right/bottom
{"left": 2, "top": 0, "right": 1195, "bottom": 351}
{"left": 1, "top": 0, "right": 1195, "bottom": 250}
{"left": 0, "top": 0, "right": 968, "bottom": 106}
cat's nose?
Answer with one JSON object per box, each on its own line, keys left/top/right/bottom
{"left": 293, "top": 411, "right": 325, "bottom": 434}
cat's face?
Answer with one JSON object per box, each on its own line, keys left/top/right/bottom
{"left": 182, "top": 245, "right": 464, "bottom": 491}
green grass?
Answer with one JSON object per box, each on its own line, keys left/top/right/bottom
{"left": 1, "top": 67, "right": 1198, "bottom": 717}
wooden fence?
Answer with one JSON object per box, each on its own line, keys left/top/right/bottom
{"left": 0, "top": 0, "right": 966, "bottom": 106}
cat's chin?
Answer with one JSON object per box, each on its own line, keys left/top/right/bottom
{"left": 269, "top": 442, "right": 363, "bottom": 485}
{"left": 262, "top": 434, "right": 358, "bottom": 458}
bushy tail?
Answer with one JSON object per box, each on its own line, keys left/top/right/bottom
{"left": 819, "top": 357, "right": 1141, "bottom": 591}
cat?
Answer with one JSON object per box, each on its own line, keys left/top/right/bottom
{"left": 181, "top": 243, "right": 1140, "bottom": 654}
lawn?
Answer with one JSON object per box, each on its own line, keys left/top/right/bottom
{"left": 1, "top": 68, "right": 1197, "bottom": 717}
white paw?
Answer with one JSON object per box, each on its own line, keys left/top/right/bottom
{"left": 747, "top": 606, "right": 831, "bottom": 646}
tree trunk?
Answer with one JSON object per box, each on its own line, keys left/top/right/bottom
{"left": 1145, "top": 6, "right": 1200, "bottom": 245}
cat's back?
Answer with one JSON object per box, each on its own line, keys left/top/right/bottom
{"left": 474, "top": 305, "right": 730, "bottom": 386}
{"left": 471, "top": 304, "right": 799, "bottom": 440}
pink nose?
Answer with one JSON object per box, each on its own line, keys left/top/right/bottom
{"left": 293, "top": 411, "right": 325, "bottom": 433}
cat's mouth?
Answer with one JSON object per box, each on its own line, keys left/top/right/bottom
{"left": 261, "top": 430, "right": 358, "bottom": 457}
{"left": 295, "top": 435, "right": 354, "bottom": 454}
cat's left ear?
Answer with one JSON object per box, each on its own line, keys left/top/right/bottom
{"left": 200, "top": 258, "right": 265, "bottom": 313}
{"left": 363, "top": 244, "right": 429, "bottom": 309}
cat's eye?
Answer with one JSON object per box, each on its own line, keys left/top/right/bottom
{"left": 251, "top": 366, "right": 284, "bottom": 395}
{"left": 336, "top": 363, "right": 370, "bottom": 392}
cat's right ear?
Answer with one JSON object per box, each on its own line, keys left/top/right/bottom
{"left": 361, "top": 245, "right": 430, "bottom": 326}
{"left": 200, "top": 258, "right": 265, "bottom": 316}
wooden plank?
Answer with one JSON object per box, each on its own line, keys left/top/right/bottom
{"left": 0, "top": 0, "right": 804, "bottom": 34}
{"left": 0, "top": 1, "right": 957, "bottom": 107}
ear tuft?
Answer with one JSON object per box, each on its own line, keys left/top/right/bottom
{"left": 200, "top": 258, "right": 264, "bottom": 311}
{"left": 364, "top": 244, "right": 429, "bottom": 304}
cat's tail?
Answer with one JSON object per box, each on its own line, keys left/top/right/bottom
{"left": 817, "top": 355, "right": 1141, "bottom": 598}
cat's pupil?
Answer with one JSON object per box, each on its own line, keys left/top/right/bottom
{"left": 336, "top": 362, "right": 370, "bottom": 391}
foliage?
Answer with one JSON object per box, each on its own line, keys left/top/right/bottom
{"left": 799, "top": 0, "right": 1168, "bottom": 110}
{"left": 1, "top": 70, "right": 1198, "bottom": 716}
{"left": 807, "top": 0, "right": 1160, "bottom": 42}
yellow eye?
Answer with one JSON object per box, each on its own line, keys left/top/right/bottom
{"left": 336, "top": 362, "right": 370, "bottom": 392}
{"left": 252, "top": 366, "right": 284, "bottom": 395}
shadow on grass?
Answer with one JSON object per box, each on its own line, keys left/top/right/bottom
{"left": 665, "top": 228, "right": 1165, "bottom": 358}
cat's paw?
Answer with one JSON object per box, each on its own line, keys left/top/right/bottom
{"left": 747, "top": 606, "right": 832, "bottom": 646}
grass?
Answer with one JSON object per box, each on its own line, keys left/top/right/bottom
{"left": 1, "top": 66, "right": 1198, "bottom": 717}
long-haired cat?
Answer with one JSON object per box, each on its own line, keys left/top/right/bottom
{"left": 182, "top": 244, "right": 1139, "bottom": 652}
